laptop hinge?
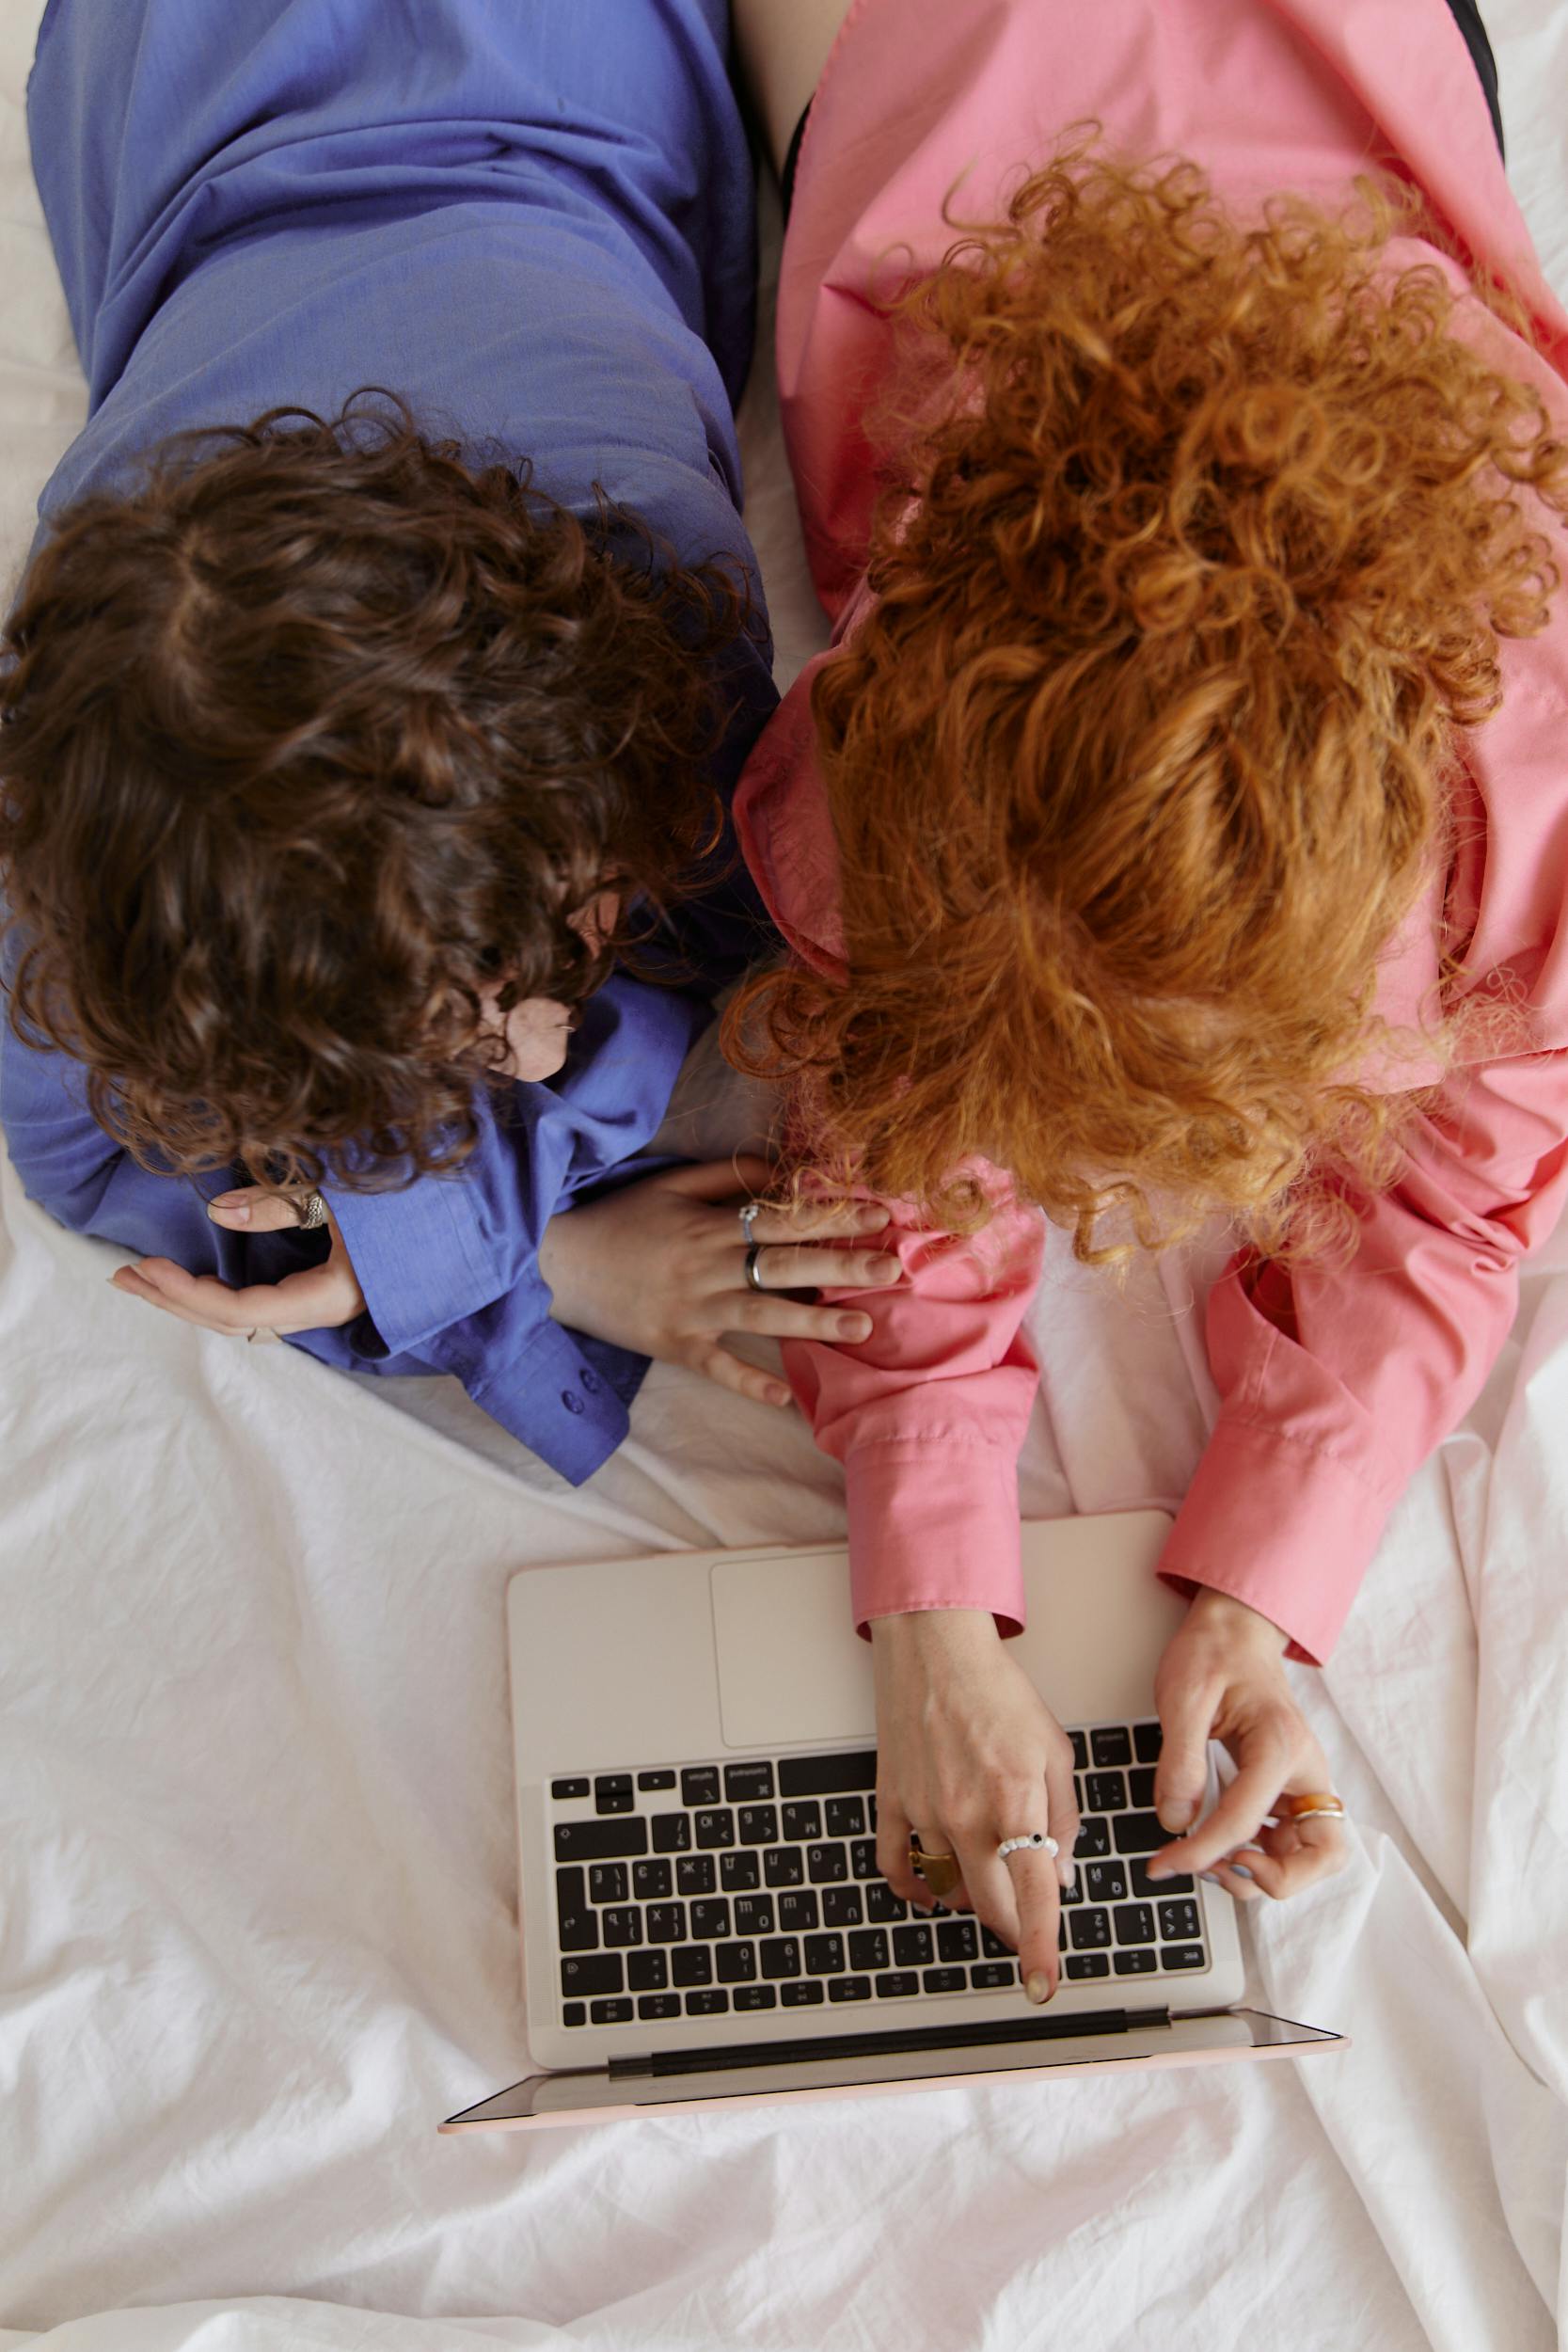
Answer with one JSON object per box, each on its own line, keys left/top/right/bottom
{"left": 609, "top": 2005, "right": 1167, "bottom": 2080}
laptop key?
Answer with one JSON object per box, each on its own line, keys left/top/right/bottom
{"left": 555, "top": 1867, "right": 597, "bottom": 1951}
{"left": 1085, "top": 1772, "right": 1127, "bottom": 1814}
{"left": 681, "top": 1768, "right": 721, "bottom": 1807}
{"left": 734, "top": 1984, "right": 777, "bottom": 2011}
{"left": 1069, "top": 1729, "right": 1089, "bottom": 1772}
{"left": 671, "top": 1947, "right": 712, "bottom": 1987}
{"left": 1131, "top": 1862, "right": 1192, "bottom": 1898}
{"left": 1113, "top": 1904, "right": 1156, "bottom": 1946}
{"left": 807, "top": 1843, "right": 847, "bottom": 1883}
{"left": 820, "top": 1886, "right": 862, "bottom": 1928}
{"left": 781, "top": 1802, "right": 821, "bottom": 1842}
{"left": 626, "top": 1950, "right": 668, "bottom": 1992}
{"left": 652, "top": 1813, "right": 691, "bottom": 1854}
{"left": 850, "top": 1840, "right": 879, "bottom": 1880}
{"left": 562, "top": 2002, "right": 587, "bottom": 2026}
{"left": 1083, "top": 1862, "right": 1126, "bottom": 1904}
{"left": 922, "top": 1967, "right": 967, "bottom": 1994}
{"left": 644, "top": 1904, "right": 688, "bottom": 1944}
{"left": 1089, "top": 1726, "right": 1132, "bottom": 1769}
{"left": 594, "top": 1775, "right": 633, "bottom": 1815}
{"left": 936, "top": 1919, "right": 978, "bottom": 1964}
{"left": 804, "top": 1932, "right": 846, "bottom": 1975}
{"left": 724, "top": 1761, "right": 774, "bottom": 1803}
{"left": 716, "top": 1941, "right": 758, "bottom": 1984}
{"left": 601, "top": 1907, "right": 642, "bottom": 1947}
{"left": 1074, "top": 1818, "right": 1111, "bottom": 1858}
{"left": 677, "top": 1854, "right": 716, "bottom": 1897}
{"left": 777, "top": 1890, "right": 818, "bottom": 1934}
{"left": 720, "top": 1851, "right": 760, "bottom": 1893}
{"left": 764, "top": 1847, "right": 804, "bottom": 1888}
{"left": 590, "top": 1997, "right": 632, "bottom": 2024}
{"left": 695, "top": 1809, "right": 736, "bottom": 1850}
{"left": 588, "top": 1864, "right": 627, "bottom": 1905}
{"left": 1114, "top": 1949, "right": 1158, "bottom": 1976}
{"left": 689, "top": 1900, "right": 730, "bottom": 1940}
{"left": 893, "top": 1924, "right": 934, "bottom": 1968}
{"left": 552, "top": 1777, "right": 589, "bottom": 1800}
{"left": 970, "top": 1962, "right": 1016, "bottom": 1989}
{"left": 1129, "top": 1768, "right": 1157, "bottom": 1809}
{"left": 760, "top": 1937, "right": 802, "bottom": 1980}
{"left": 825, "top": 1797, "right": 864, "bottom": 1837}
{"left": 738, "top": 1805, "right": 779, "bottom": 1846}
{"left": 1158, "top": 1900, "right": 1202, "bottom": 1941}
{"left": 684, "top": 1988, "right": 729, "bottom": 2016}
{"left": 1065, "top": 1953, "right": 1111, "bottom": 1980}
{"left": 1164, "top": 1945, "right": 1207, "bottom": 1970}
{"left": 875, "top": 1972, "right": 920, "bottom": 1999}
{"left": 638, "top": 1769, "right": 677, "bottom": 1792}
{"left": 638, "top": 1994, "right": 681, "bottom": 2019}
{"left": 1132, "top": 1719, "right": 1163, "bottom": 1763}
{"left": 864, "top": 1883, "right": 907, "bottom": 1923}
{"left": 979, "top": 1928, "right": 1012, "bottom": 1960}
{"left": 1069, "top": 1909, "right": 1112, "bottom": 1950}
{"left": 847, "top": 1930, "right": 890, "bottom": 1972}
{"left": 778, "top": 1750, "right": 878, "bottom": 1798}
{"left": 1113, "top": 1812, "right": 1166, "bottom": 1854}
{"left": 734, "top": 1896, "right": 774, "bottom": 1937}
{"left": 829, "top": 1978, "right": 873, "bottom": 2002}
{"left": 555, "top": 1819, "right": 648, "bottom": 1862}
{"left": 633, "top": 1859, "right": 673, "bottom": 1901}
{"left": 782, "top": 1981, "right": 825, "bottom": 2007}
{"left": 561, "top": 1954, "right": 623, "bottom": 1998}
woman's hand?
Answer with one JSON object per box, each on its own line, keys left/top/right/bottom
{"left": 871, "top": 1610, "right": 1080, "bottom": 2005}
{"left": 108, "top": 1188, "right": 364, "bottom": 1338}
{"left": 538, "top": 1155, "right": 900, "bottom": 1409}
{"left": 1145, "top": 1588, "right": 1349, "bottom": 1901}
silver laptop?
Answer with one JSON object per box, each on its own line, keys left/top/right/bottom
{"left": 441, "top": 1512, "right": 1344, "bottom": 2129}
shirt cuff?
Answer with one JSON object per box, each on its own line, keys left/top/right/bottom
{"left": 323, "top": 1171, "right": 499, "bottom": 1362}
{"left": 1157, "top": 1419, "right": 1397, "bottom": 1666}
{"left": 844, "top": 1439, "right": 1025, "bottom": 1640}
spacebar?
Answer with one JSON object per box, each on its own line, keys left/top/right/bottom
{"left": 777, "top": 1749, "right": 878, "bottom": 1797}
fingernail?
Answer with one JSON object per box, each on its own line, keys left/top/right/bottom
{"left": 1229, "top": 1865, "right": 1254, "bottom": 1882}
{"left": 837, "top": 1314, "right": 873, "bottom": 1340}
{"left": 1145, "top": 1862, "right": 1170, "bottom": 1882}
{"left": 210, "top": 1197, "right": 249, "bottom": 1223}
{"left": 1056, "top": 1858, "right": 1076, "bottom": 1892}
{"left": 1025, "top": 1971, "right": 1053, "bottom": 2005}
{"left": 1199, "top": 1872, "right": 1221, "bottom": 1884}
{"left": 768, "top": 1386, "right": 792, "bottom": 1408}
{"left": 1157, "top": 1800, "right": 1196, "bottom": 1833}
{"left": 868, "top": 1261, "right": 899, "bottom": 1282}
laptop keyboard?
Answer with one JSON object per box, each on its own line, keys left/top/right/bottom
{"left": 549, "top": 1719, "right": 1209, "bottom": 2028}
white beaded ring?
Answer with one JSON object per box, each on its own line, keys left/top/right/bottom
{"left": 997, "top": 1833, "right": 1059, "bottom": 1861}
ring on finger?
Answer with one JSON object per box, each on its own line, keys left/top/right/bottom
{"left": 909, "top": 1841, "right": 961, "bottom": 1902}
{"left": 293, "top": 1190, "right": 329, "bottom": 1232}
{"left": 738, "top": 1200, "right": 761, "bottom": 1247}
{"left": 743, "top": 1243, "right": 768, "bottom": 1294}
{"left": 997, "top": 1833, "right": 1058, "bottom": 1862}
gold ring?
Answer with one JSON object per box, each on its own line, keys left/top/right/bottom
{"left": 1276, "top": 1792, "right": 1345, "bottom": 1820}
{"left": 909, "top": 1840, "right": 961, "bottom": 1902}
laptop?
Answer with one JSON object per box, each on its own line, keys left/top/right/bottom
{"left": 440, "top": 1511, "right": 1344, "bottom": 2130}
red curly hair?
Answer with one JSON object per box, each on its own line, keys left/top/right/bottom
{"left": 733, "top": 151, "right": 1568, "bottom": 1255}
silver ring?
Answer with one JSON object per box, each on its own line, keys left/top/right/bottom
{"left": 738, "top": 1200, "right": 761, "bottom": 1247}
{"left": 245, "top": 1326, "right": 281, "bottom": 1345}
{"left": 295, "top": 1190, "right": 329, "bottom": 1231}
{"left": 743, "top": 1243, "right": 767, "bottom": 1293}
{"left": 997, "top": 1833, "right": 1058, "bottom": 1862}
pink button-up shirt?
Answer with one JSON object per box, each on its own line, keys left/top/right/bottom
{"left": 736, "top": 0, "right": 1568, "bottom": 1664}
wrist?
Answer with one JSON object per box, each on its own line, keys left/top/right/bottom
{"left": 868, "top": 1607, "right": 1001, "bottom": 1652}
{"left": 1184, "top": 1583, "right": 1290, "bottom": 1653}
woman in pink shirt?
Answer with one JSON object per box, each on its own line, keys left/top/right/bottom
{"left": 728, "top": 0, "right": 1568, "bottom": 1998}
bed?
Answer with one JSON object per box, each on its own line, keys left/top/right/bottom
{"left": 1, "top": 1, "right": 1565, "bottom": 2344}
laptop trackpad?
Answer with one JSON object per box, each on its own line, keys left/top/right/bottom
{"left": 710, "top": 1553, "right": 876, "bottom": 1752}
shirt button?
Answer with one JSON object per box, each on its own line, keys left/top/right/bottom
{"left": 578, "top": 1366, "right": 601, "bottom": 1394}
{"left": 562, "top": 1390, "right": 584, "bottom": 1415}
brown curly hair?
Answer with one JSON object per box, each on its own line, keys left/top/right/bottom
{"left": 1, "top": 395, "right": 752, "bottom": 1188}
{"left": 734, "top": 151, "right": 1568, "bottom": 1255}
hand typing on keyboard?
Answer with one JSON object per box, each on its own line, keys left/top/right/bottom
{"left": 869, "top": 1609, "right": 1079, "bottom": 2005}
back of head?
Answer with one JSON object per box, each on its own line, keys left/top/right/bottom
{"left": 0, "top": 397, "right": 744, "bottom": 1185}
{"left": 742, "top": 151, "right": 1568, "bottom": 1255}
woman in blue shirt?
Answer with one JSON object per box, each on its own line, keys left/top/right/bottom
{"left": 1, "top": 0, "right": 886, "bottom": 1473}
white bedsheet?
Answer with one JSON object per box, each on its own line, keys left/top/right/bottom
{"left": 2, "top": 2, "right": 1566, "bottom": 2345}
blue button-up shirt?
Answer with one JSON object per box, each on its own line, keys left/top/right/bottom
{"left": 4, "top": 0, "right": 778, "bottom": 1481}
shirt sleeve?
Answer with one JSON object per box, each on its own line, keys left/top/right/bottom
{"left": 1159, "top": 962, "right": 1568, "bottom": 1667}
{"left": 781, "top": 1173, "right": 1044, "bottom": 1638}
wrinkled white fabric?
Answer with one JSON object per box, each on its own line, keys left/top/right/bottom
{"left": 1, "top": 2, "right": 1565, "bottom": 2345}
